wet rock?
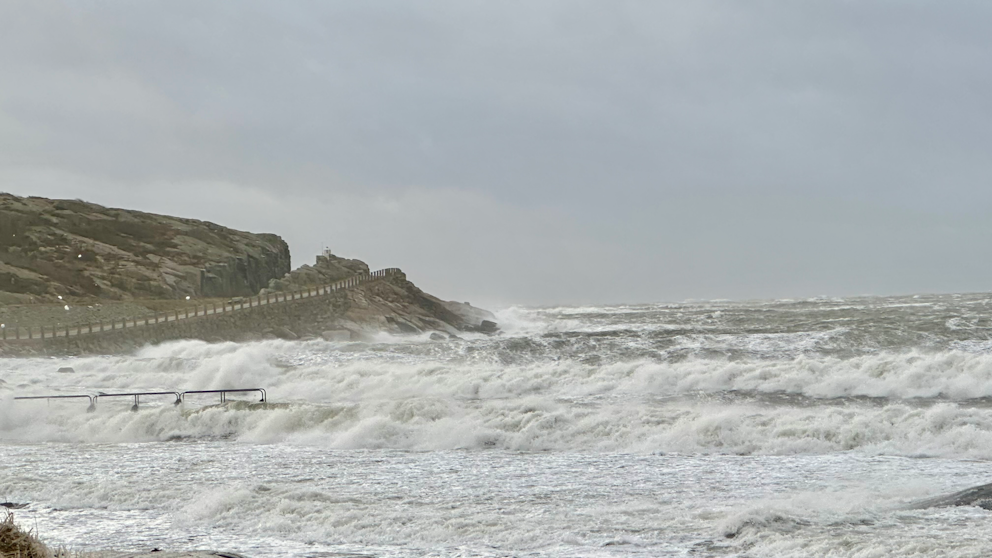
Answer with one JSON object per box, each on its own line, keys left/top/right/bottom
{"left": 910, "top": 482, "right": 992, "bottom": 510}
{"left": 321, "top": 329, "right": 352, "bottom": 342}
{"left": 442, "top": 300, "right": 497, "bottom": 327}
{"left": 429, "top": 332, "right": 446, "bottom": 341}
{"left": 385, "top": 316, "right": 421, "bottom": 334}
{"left": 57, "top": 366, "right": 74, "bottom": 373}
{"left": 271, "top": 326, "right": 298, "bottom": 340}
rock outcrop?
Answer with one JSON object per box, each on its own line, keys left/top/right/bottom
{"left": 335, "top": 271, "right": 496, "bottom": 338}
{"left": 263, "top": 255, "right": 499, "bottom": 338}
{"left": 261, "top": 250, "right": 369, "bottom": 294}
{"left": 0, "top": 193, "right": 290, "bottom": 302}
{"left": 441, "top": 300, "right": 498, "bottom": 329}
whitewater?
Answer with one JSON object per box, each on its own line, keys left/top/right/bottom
{"left": 4, "top": 293, "right": 992, "bottom": 556}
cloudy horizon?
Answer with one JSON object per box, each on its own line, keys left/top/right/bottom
{"left": 2, "top": 1, "right": 991, "bottom": 307}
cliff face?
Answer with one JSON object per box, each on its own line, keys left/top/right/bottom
{"left": 0, "top": 193, "right": 291, "bottom": 302}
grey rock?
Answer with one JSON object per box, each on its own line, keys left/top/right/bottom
{"left": 264, "top": 251, "right": 370, "bottom": 294}
{"left": 442, "top": 300, "right": 497, "bottom": 327}
{"left": 271, "top": 326, "right": 298, "bottom": 340}
{"left": 385, "top": 316, "right": 421, "bottom": 334}
{"left": 429, "top": 332, "right": 446, "bottom": 341}
{"left": 910, "top": 482, "right": 992, "bottom": 510}
{"left": 321, "top": 329, "right": 352, "bottom": 342}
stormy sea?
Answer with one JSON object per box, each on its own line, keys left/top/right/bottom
{"left": 4, "top": 293, "right": 992, "bottom": 557}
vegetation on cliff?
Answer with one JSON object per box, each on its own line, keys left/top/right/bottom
{"left": 0, "top": 512, "right": 54, "bottom": 558}
{"left": 0, "top": 193, "right": 290, "bottom": 303}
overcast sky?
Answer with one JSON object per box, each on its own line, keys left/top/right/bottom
{"left": 2, "top": 1, "right": 991, "bottom": 306}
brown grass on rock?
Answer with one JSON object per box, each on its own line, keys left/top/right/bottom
{"left": 0, "top": 512, "right": 53, "bottom": 558}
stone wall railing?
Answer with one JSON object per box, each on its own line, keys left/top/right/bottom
{"left": 0, "top": 268, "right": 401, "bottom": 343}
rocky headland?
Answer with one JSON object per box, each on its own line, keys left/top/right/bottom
{"left": 0, "top": 193, "right": 290, "bottom": 303}
{"left": 0, "top": 193, "right": 496, "bottom": 355}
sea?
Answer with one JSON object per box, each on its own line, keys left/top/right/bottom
{"left": 3, "top": 293, "right": 992, "bottom": 557}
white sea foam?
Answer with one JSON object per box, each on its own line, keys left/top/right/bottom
{"left": 5, "top": 297, "right": 992, "bottom": 557}
{"left": 5, "top": 340, "right": 992, "bottom": 458}
{"left": 3, "top": 441, "right": 989, "bottom": 558}
{"left": 11, "top": 339, "right": 992, "bottom": 401}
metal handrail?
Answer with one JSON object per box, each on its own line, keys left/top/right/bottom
{"left": 14, "top": 394, "right": 97, "bottom": 413}
{"left": 94, "top": 391, "right": 182, "bottom": 412}
{"left": 180, "top": 388, "right": 267, "bottom": 403}
{"left": 13, "top": 388, "right": 267, "bottom": 411}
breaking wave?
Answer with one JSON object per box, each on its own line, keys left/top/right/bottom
{"left": 3, "top": 334, "right": 992, "bottom": 457}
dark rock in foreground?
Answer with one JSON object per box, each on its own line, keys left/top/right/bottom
{"left": 910, "top": 482, "right": 992, "bottom": 510}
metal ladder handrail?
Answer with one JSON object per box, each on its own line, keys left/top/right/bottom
{"left": 180, "top": 388, "right": 267, "bottom": 403}
{"left": 94, "top": 391, "right": 182, "bottom": 411}
{"left": 13, "top": 388, "right": 267, "bottom": 411}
